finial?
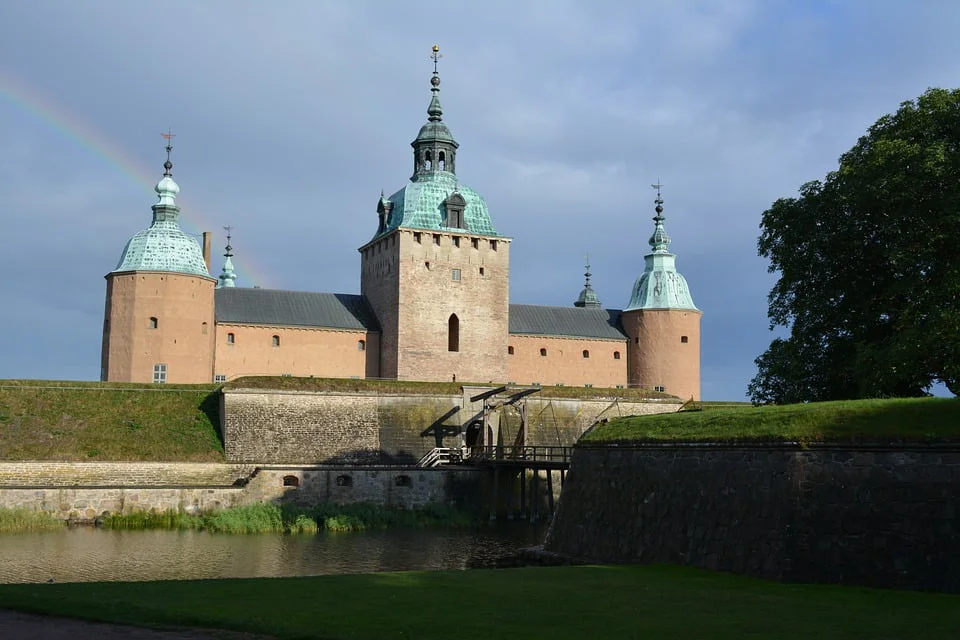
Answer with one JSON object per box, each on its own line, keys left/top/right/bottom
{"left": 648, "top": 181, "right": 671, "bottom": 252}
{"left": 574, "top": 252, "right": 602, "bottom": 308}
{"left": 427, "top": 44, "right": 444, "bottom": 121}
{"left": 430, "top": 44, "right": 442, "bottom": 74}
{"left": 584, "top": 253, "right": 592, "bottom": 288}
{"left": 223, "top": 225, "right": 233, "bottom": 257}
{"left": 161, "top": 130, "right": 176, "bottom": 176}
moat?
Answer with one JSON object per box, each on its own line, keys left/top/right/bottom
{"left": 0, "top": 524, "right": 548, "bottom": 584}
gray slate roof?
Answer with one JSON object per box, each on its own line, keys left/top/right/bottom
{"left": 215, "top": 288, "right": 380, "bottom": 331}
{"left": 508, "top": 304, "right": 626, "bottom": 340}
{"left": 215, "top": 289, "right": 625, "bottom": 340}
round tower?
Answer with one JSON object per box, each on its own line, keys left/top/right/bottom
{"left": 100, "top": 137, "right": 217, "bottom": 383}
{"left": 621, "top": 185, "right": 702, "bottom": 400}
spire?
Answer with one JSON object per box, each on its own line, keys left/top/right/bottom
{"left": 649, "top": 181, "right": 671, "bottom": 253}
{"left": 218, "top": 225, "right": 237, "bottom": 288}
{"left": 155, "top": 131, "right": 180, "bottom": 208}
{"left": 411, "top": 44, "right": 458, "bottom": 180}
{"left": 574, "top": 254, "right": 602, "bottom": 308}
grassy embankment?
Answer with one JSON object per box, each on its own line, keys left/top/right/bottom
{"left": 584, "top": 396, "right": 960, "bottom": 444}
{"left": 226, "top": 375, "right": 675, "bottom": 400}
{"left": 0, "top": 380, "right": 223, "bottom": 461}
{"left": 0, "top": 565, "right": 957, "bottom": 639}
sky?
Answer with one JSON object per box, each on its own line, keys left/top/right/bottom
{"left": 1, "top": 1, "right": 958, "bottom": 400}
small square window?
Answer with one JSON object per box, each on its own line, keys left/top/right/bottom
{"left": 654, "top": 386, "right": 666, "bottom": 393}
{"left": 471, "top": 238, "right": 479, "bottom": 249}
{"left": 214, "top": 374, "right": 226, "bottom": 383}
{"left": 153, "top": 363, "right": 167, "bottom": 384}
{"left": 479, "top": 267, "right": 485, "bottom": 276}
{"left": 272, "top": 335, "right": 280, "bottom": 347}
{"left": 490, "top": 240, "right": 498, "bottom": 251}
{"left": 226, "top": 333, "right": 235, "bottom": 345}
{"left": 540, "top": 348, "right": 547, "bottom": 357}
{"left": 681, "top": 336, "right": 689, "bottom": 343}
{"left": 433, "top": 234, "right": 441, "bottom": 246}
{"left": 453, "top": 237, "right": 460, "bottom": 248}
{"left": 451, "top": 269, "right": 461, "bottom": 281}
{"left": 149, "top": 317, "right": 158, "bottom": 329}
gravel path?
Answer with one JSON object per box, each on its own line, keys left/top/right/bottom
{"left": 0, "top": 610, "right": 273, "bottom": 639}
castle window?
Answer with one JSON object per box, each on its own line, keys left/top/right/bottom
{"left": 434, "top": 234, "right": 441, "bottom": 246}
{"left": 451, "top": 269, "right": 461, "bottom": 281}
{"left": 424, "top": 149, "right": 432, "bottom": 170}
{"left": 358, "top": 339, "right": 366, "bottom": 351}
{"left": 227, "top": 333, "right": 235, "bottom": 345}
{"left": 149, "top": 317, "right": 158, "bottom": 329}
{"left": 540, "top": 348, "right": 547, "bottom": 357}
{"left": 490, "top": 240, "right": 498, "bottom": 251}
{"left": 214, "top": 374, "right": 226, "bottom": 383}
{"left": 152, "top": 363, "right": 167, "bottom": 384}
{"left": 414, "top": 232, "right": 422, "bottom": 244}
{"left": 336, "top": 474, "right": 353, "bottom": 487}
{"left": 438, "top": 150, "right": 445, "bottom": 170}
{"left": 654, "top": 386, "right": 666, "bottom": 393}
{"left": 471, "top": 238, "right": 479, "bottom": 249}
{"left": 479, "top": 267, "right": 485, "bottom": 276}
{"left": 448, "top": 314, "right": 460, "bottom": 352}
{"left": 282, "top": 475, "right": 300, "bottom": 488}
{"left": 681, "top": 336, "right": 689, "bottom": 343}
{"left": 453, "top": 236, "right": 460, "bottom": 248}
{"left": 272, "top": 335, "right": 280, "bottom": 347}
{"left": 613, "top": 351, "right": 621, "bottom": 360}
{"left": 508, "top": 345, "right": 514, "bottom": 355}
{"left": 395, "top": 474, "right": 412, "bottom": 487}
{"left": 202, "top": 322, "right": 208, "bottom": 335}
{"left": 582, "top": 350, "right": 590, "bottom": 358}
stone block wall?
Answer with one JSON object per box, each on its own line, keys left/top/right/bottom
{"left": 545, "top": 444, "right": 960, "bottom": 592}
{"left": 223, "top": 388, "right": 681, "bottom": 464}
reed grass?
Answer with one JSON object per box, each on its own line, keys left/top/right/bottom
{"left": 101, "top": 502, "right": 476, "bottom": 534}
{"left": 0, "top": 508, "right": 64, "bottom": 532}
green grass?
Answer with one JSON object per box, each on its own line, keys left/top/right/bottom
{"left": 0, "top": 380, "right": 224, "bottom": 461}
{"left": 0, "top": 565, "right": 956, "bottom": 639}
{"left": 584, "top": 397, "right": 960, "bottom": 443}
{"left": 0, "top": 507, "right": 64, "bottom": 532}
{"left": 101, "top": 502, "right": 477, "bottom": 534}
{"left": 227, "top": 375, "right": 674, "bottom": 400}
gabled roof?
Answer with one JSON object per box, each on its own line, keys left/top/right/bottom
{"left": 508, "top": 304, "right": 626, "bottom": 341}
{"left": 215, "top": 288, "right": 380, "bottom": 331}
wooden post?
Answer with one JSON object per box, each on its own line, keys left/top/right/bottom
{"left": 531, "top": 469, "right": 540, "bottom": 523}
{"left": 506, "top": 470, "right": 515, "bottom": 520}
{"left": 489, "top": 467, "right": 500, "bottom": 521}
{"left": 547, "top": 469, "right": 555, "bottom": 516}
{"left": 519, "top": 469, "right": 527, "bottom": 520}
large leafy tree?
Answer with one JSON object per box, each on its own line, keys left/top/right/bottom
{"left": 749, "top": 88, "right": 960, "bottom": 404}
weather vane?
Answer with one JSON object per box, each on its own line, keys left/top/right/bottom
{"left": 651, "top": 180, "right": 663, "bottom": 198}
{"left": 161, "top": 129, "right": 176, "bottom": 175}
{"left": 430, "top": 44, "right": 442, "bottom": 72}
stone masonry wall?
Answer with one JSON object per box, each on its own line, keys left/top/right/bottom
{"left": 223, "top": 388, "right": 681, "bottom": 464}
{"left": 545, "top": 444, "right": 960, "bottom": 592}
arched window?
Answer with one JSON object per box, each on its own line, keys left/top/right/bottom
{"left": 540, "top": 347, "right": 547, "bottom": 357}
{"left": 201, "top": 322, "right": 208, "bottom": 335}
{"left": 438, "top": 150, "right": 445, "bottom": 170}
{"left": 272, "top": 335, "right": 280, "bottom": 347}
{"left": 508, "top": 345, "right": 515, "bottom": 355}
{"left": 358, "top": 339, "right": 366, "bottom": 351}
{"left": 149, "top": 317, "right": 158, "bottom": 329}
{"left": 613, "top": 351, "right": 621, "bottom": 360}
{"left": 448, "top": 314, "right": 460, "bottom": 352}
{"left": 582, "top": 350, "right": 590, "bottom": 358}
{"left": 335, "top": 474, "right": 353, "bottom": 487}
{"left": 282, "top": 475, "right": 299, "bottom": 487}
{"left": 424, "top": 150, "right": 432, "bottom": 170}
{"left": 227, "top": 333, "right": 235, "bottom": 345}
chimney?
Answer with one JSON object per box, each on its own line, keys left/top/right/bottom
{"left": 202, "top": 232, "right": 212, "bottom": 272}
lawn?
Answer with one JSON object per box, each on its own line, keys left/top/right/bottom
{"left": 0, "top": 380, "right": 223, "bottom": 461}
{"left": 584, "top": 396, "right": 960, "bottom": 443}
{"left": 0, "top": 565, "right": 956, "bottom": 639}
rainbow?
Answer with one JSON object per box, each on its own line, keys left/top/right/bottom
{"left": 0, "top": 70, "right": 269, "bottom": 288}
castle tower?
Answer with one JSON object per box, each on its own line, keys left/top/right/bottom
{"left": 100, "top": 136, "right": 217, "bottom": 383}
{"left": 621, "top": 185, "right": 702, "bottom": 400}
{"left": 360, "top": 45, "right": 511, "bottom": 382}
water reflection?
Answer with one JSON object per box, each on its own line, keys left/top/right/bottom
{"left": 0, "top": 524, "right": 547, "bottom": 584}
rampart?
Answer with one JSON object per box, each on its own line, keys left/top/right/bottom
{"left": 544, "top": 444, "right": 960, "bottom": 593}
{"left": 222, "top": 387, "right": 680, "bottom": 464}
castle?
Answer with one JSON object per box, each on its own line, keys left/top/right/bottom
{"left": 100, "top": 47, "right": 702, "bottom": 399}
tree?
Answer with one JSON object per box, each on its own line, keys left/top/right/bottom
{"left": 749, "top": 88, "right": 960, "bottom": 404}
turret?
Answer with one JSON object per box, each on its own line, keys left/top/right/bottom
{"left": 621, "top": 184, "right": 702, "bottom": 400}
{"left": 574, "top": 258, "right": 602, "bottom": 308}
{"left": 100, "top": 134, "right": 217, "bottom": 383}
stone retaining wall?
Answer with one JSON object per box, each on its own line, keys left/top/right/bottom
{"left": 222, "top": 388, "right": 679, "bottom": 464}
{"left": 545, "top": 444, "right": 960, "bottom": 592}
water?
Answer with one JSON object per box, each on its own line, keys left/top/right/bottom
{"left": 0, "top": 524, "right": 548, "bottom": 584}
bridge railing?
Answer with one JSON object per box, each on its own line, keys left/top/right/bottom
{"left": 472, "top": 445, "right": 572, "bottom": 464}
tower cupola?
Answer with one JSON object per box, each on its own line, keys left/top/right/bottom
{"left": 411, "top": 44, "right": 459, "bottom": 180}
{"left": 111, "top": 134, "right": 210, "bottom": 276}
{"left": 574, "top": 258, "right": 602, "bottom": 308}
{"left": 218, "top": 226, "right": 237, "bottom": 288}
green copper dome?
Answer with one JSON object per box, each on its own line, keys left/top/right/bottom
{"left": 377, "top": 172, "right": 499, "bottom": 237}
{"left": 624, "top": 190, "right": 698, "bottom": 312}
{"left": 574, "top": 261, "right": 602, "bottom": 308}
{"left": 112, "top": 159, "right": 211, "bottom": 277}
